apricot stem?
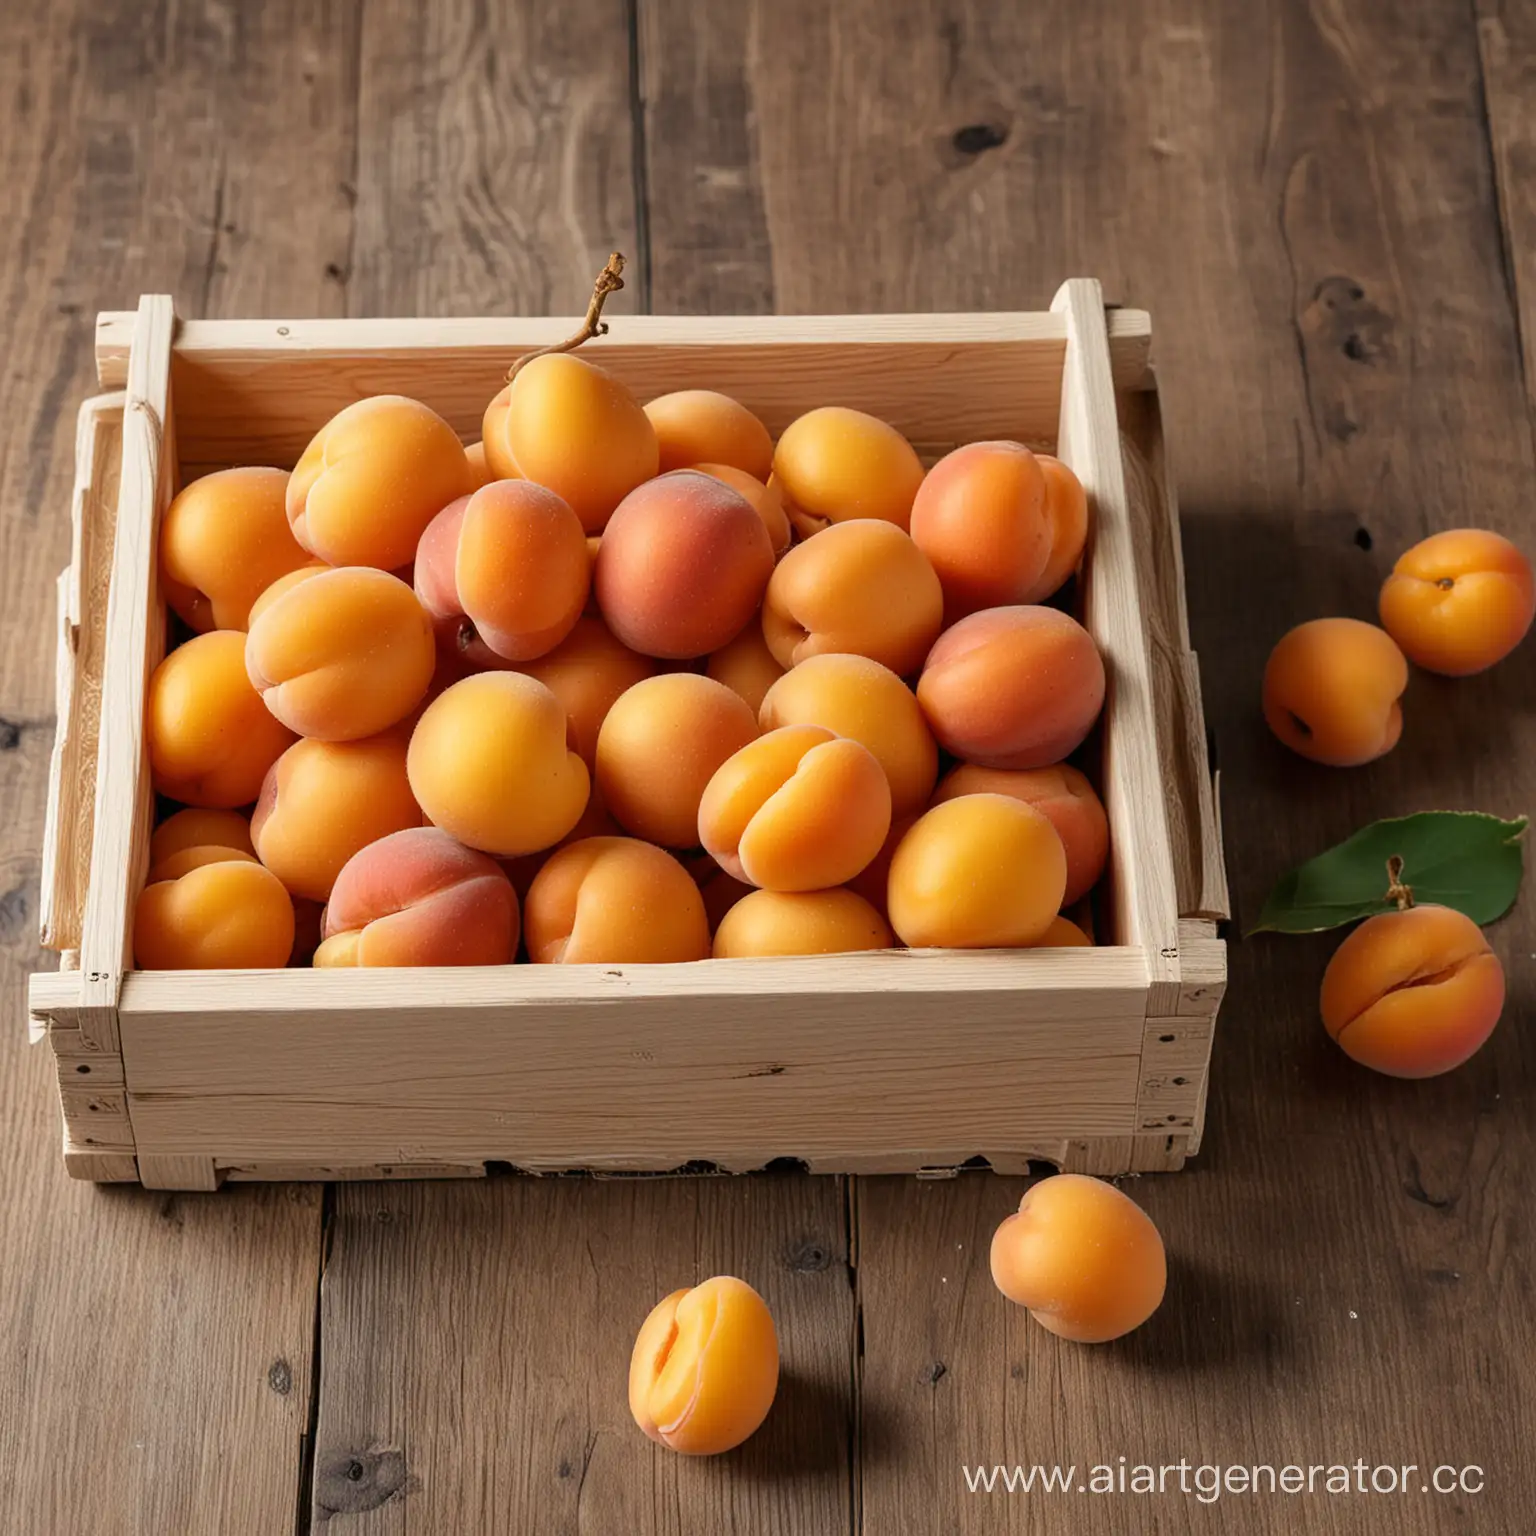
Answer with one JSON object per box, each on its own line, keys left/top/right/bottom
{"left": 1385, "top": 854, "right": 1416, "bottom": 911}
{"left": 507, "top": 252, "right": 626, "bottom": 382}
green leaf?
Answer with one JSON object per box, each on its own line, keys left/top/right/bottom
{"left": 1251, "top": 812, "right": 1528, "bottom": 935}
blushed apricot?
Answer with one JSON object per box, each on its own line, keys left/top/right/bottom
{"left": 596, "top": 674, "right": 759, "bottom": 847}
{"left": 415, "top": 481, "right": 589, "bottom": 664}
{"left": 1032, "top": 914, "right": 1092, "bottom": 947}
{"left": 990, "top": 1175, "right": 1166, "bottom": 1343}
{"left": 846, "top": 813, "right": 917, "bottom": 919}
{"left": 464, "top": 440, "right": 496, "bottom": 490}
{"left": 645, "top": 390, "right": 773, "bottom": 480}
{"left": 1261, "top": 618, "right": 1407, "bottom": 767}
{"left": 1378, "top": 528, "right": 1535, "bottom": 676}
{"left": 760, "top": 654, "right": 937, "bottom": 817}
{"left": 772, "top": 407, "right": 924, "bottom": 533}
{"left": 595, "top": 471, "right": 774, "bottom": 659}
{"left": 159, "top": 467, "right": 311, "bottom": 632}
{"left": 251, "top": 734, "right": 422, "bottom": 901}
{"left": 933, "top": 763, "right": 1108, "bottom": 907}
{"left": 148, "top": 808, "right": 255, "bottom": 876}
{"left": 287, "top": 395, "right": 473, "bottom": 569}
{"left": 318, "top": 826, "right": 518, "bottom": 967}
{"left": 525, "top": 837, "right": 709, "bottom": 964}
{"left": 713, "top": 888, "right": 894, "bottom": 958}
{"left": 148, "top": 632, "right": 296, "bottom": 808}
{"left": 1022, "top": 455, "right": 1089, "bottom": 603}
{"left": 1320, "top": 904, "right": 1504, "bottom": 1077}
{"left": 887, "top": 794, "right": 1066, "bottom": 949}
{"left": 918, "top": 606, "right": 1105, "bottom": 770}
{"left": 515, "top": 615, "right": 657, "bottom": 766}
{"left": 629, "top": 1276, "right": 779, "bottom": 1454}
{"left": 482, "top": 354, "right": 658, "bottom": 533}
{"left": 699, "top": 726, "right": 891, "bottom": 890}
{"left": 407, "top": 672, "right": 589, "bottom": 856}
{"left": 691, "top": 464, "right": 791, "bottom": 556}
{"left": 246, "top": 566, "right": 436, "bottom": 740}
{"left": 134, "top": 859, "right": 295, "bottom": 970}
{"left": 762, "top": 520, "right": 943, "bottom": 676}
{"left": 706, "top": 623, "right": 785, "bottom": 716}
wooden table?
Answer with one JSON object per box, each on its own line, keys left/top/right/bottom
{"left": 2, "top": 2, "right": 1532, "bottom": 1531}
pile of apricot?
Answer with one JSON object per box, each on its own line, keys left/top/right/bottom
{"left": 138, "top": 355, "right": 1111, "bottom": 970}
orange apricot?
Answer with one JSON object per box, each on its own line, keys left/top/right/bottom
{"left": 713, "top": 888, "right": 894, "bottom": 958}
{"left": 771, "top": 406, "right": 924, "bottom": 533}
{"left": 1320, "top": 904, "right": 1504, "bottom": 1077}
{"left": 1032, "top": 914, "right": 1092, "bottom": 948}
{"left": 917, "top": 606, "right": 1105, "bottom": 770}
{"left": 246, "top": 566, "right": 436, "bottom": 740}
{"left": 595, "top": 674, "right": 759, "bottom": 848}
{"left": 148, "top": 631, "right": 297, "bottom": 808}
{"left": 287, "top": 395, "right": 474, "bottom": 569}
{"left": 317, "top": 826, "right": 518, "bottom": 967}
{"left": 1378, "top": 528, "right": 1535, "bottom": 676}
{"left": 1022, "top": 455, "right": 1089, "bottom": 602}
{"left": 629, "top": 1276, "right": 779, "bottom": 1454}
{"left": 251, "top": 734, "right": 422, "bottom": 901}
{"left": 134, "top": 859, "right": 295, "bottom": 969}
{"left": 758, "top": 653, "right": 937, "bottom": 817}
{"left": 887, "top": 794, "right": 1066, "bottom": 948}
{"left": 515, "top": 615, "right": 657, "bottom": 767}
{"left": 762, "top": 519, "right": 943, "bottom": 676}
{"left": 148, "top": 808, "right": 256, "bottom": 875}
{"left": 482, "top": 354, "right": 658, "bottom": 534}
{"left": 846, "top": 812, "right": 917, "bottom": 919}
{"left": 415, "top": 481, "right": 589, "bottom": 664}
{"left": 463, "top": 439, "right": 496, "bottom": 490}
{"left": 159, "top": 467, "right": 312, "bottom": 632}
{"left": 1261, "top": 618, "right": 1407, "bottom": 767}
{"left": 245, "top": 562, "right": 330, "bottom": 629}
{"left": 698, "top": 725, "right": 891, "bottom": 890}
{"left": 990, "top": 1174, "right": 1166, "bottom": 1342}
{"left": 706, "top": 623, "right": 786, "bottom": 716}
{"left": 691, "top": 464, "right": 791, "bottom": 556}
{"left": 524, "top": 837, "right": 709, "bottom": 964}
{"left": 698, "top": 868, "right": 755, "bottom": 932}
{"left": 145, "top": 845, "right": 260, "bottom": 882}
{"left": 933, "top": 763, "right": 1108, "bottom": 907}
{"left": 407, "top": 672, "right": 589, "bottom": 856}
{"left": 645, "top": 389, "right": 774, "bottom": 480}
{"left": 498, "top": 783, "right": 624, "bottom": 901}
{"left": 595, "top": 471, "right": 774, "bottom": 659}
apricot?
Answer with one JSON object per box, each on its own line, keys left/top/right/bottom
{"left": 524, "top": 837, "right": 709, "bottom": 964}
{"left": 846, "top": 812, "right": 916, "bottom": 919}
{"left": 762, "top": 520, "right": 943, "bottom": 676}
{"left": 990, "top": 1174, "right": 1166, "bottom": 1343}
{"left": 699, "top": 726, "right": 891, "bottom": 890}
{"left": 134, "top": 859, "right": 295, "bottom": 970}
{"left": 691, "top": 464, "right": 791, "bottom": 556}
{"left": 407, "top": 672, "right": 589, "bottom": 856}
{"left": 1320, "top": 904, "right": 1504, "bottom": 1077}
{"left": 515, "top": 615, "right": 656, "bottom": 766}
{"left": 1032, "top": 914, "right": 1092, "bottom": 947}
{"left": 482, "top": 354, "right": 658, "bottom": 533}
{"left": 629, "top": 1276, "right": 779, "bottom": 1455}
{"left": 415, "top": 481, "right": 589, "bottom": 664}
{"left": 917, "top": 606, "right": 1105, "bottom": 770}
{"left": 317, "top": 826, "right": 518, "bottom": 967}
{"left": 887, "top": 794, "right": 1066, "bottom": 948}
{"left": 498, "top": 784, "right": 624, "bottom": 901}
{"left": 246, "top": 566, "right": 436, "bottom": 740}
{"left": 759, "top": 654, "right": 937, "bottom": 817}
{"left": 463, "top": 439, "right": 496, "bottom": 490}
{"left": 706, "top": 623, "right": 785, "bottom": 716}
{"left": 144, "top": 845, "right": 259, "bottom": 881}
{"left": 1023, "top": 455, "right": 1090, "bottom": 603}
{"left": 148, "top": 631, "right": 296, "bottom": 808}
{"left": 933, "top": 763, "right": 1109, "bottom": 907}
{"left": 159, "top": 467, "right": 312, "bottom": 632}
{"left": 251, "top": 734, "right": 422, "bottom": 901}
{"left": 698, "top": 868, "right": 755, "bottom": 931}
{"left": 1378, "top": 528, "right": 1535, "bottom": 676}
{"left": 713, "top": 889, "right": 894, "bottom": 959}
{"left": 595, "top": 674, "right": 759, "bottom": 847}
{"left": 1261, "top": 618, "right": 1407, "bottom": 767}
{"left": 771, "top": 407, "right": 924, "bottom": 532}
{"left": 595, "top": 471, "right": 774, "bottom": 659}
{"left": 645, "top": 389, "right": 774, "bottom": 481}
{"left": 245, "top": 562, "right": 330, "bottom": 629}
{"left": 148, "top": 808, "right": 256, "bottom": 876}
{"left": 287, "top": 395, "right": 473, "bottom": 569}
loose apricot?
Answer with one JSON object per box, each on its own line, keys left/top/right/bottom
{"left": 1320, "top": 904, "right": 1504, "bottom": 1077}
{"left": 713, "top": 888, "right": 894, "bottom": 958}
{"left": 1032, "top": 914, "right": 1092, "bottom": 948}
{"left": 762, "top": 520, "right": 943, "bottom": 676}
{"left": 1378, "top": 528, "right": 1535, "bottom": 676}
{"left": 1022, "top": 455, "right": 1090, "bottom": 603}
{"left": 629, "top": 1276, "right": 779, "bottom": 1454}
{"left": 287, "top": 395, "right": 474, "bottom": 569}
{"left": 246, "top": 566, "right": 436, "bottom": 740}
{"left": 846, "top": 812, "right": 917, "bottom": 919}
{"left": 691, "top": 464, "right": 791, "bottom": 556}
{"left": 515, "top": 615, "right": 656, "bottom": 767}
{"left": 706, "top": 623, "right": 786, "bottom": 716}
{"left": 144, "top": 845, "right": 260, "bottom": 882}
{"left": 148, "top": 631, "right": 296, "bottom": 808}
{"left": 887, "top": 794, "right": 1066, "bottom": 948}
{"left": 134, "top": 859, "right": 295, "bottom": 969}
{"left": 645, "top": 389, "right": 774, "bottom": 480}
{"left": 463, "top": 439, "right": 496, "bottom": 490}
{"left": 990, "top": 1174, "right": 1166, "bottom": 1343}
{"left": 772, "top": 407, "right": 924, "bottom": 533}
{"left": 1261, "top": 618, "right": 1407, "bottom": 767}
{"left": 524, "top": 837, "right": 709, "bottom": 964}
{"left": 148, "top": 808, "right": 256, "bottom": 876}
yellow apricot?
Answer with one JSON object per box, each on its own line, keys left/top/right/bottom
{"left": 147, "top": 845, "right": 260, "bottom": 882}
{"left": 713, "top": 888, "right": 894, "bottom": 958}
{"left": 515, "top": 615, "right": 657, "bottom": 767}
{"left": 134, "top": 859, "right": 295, "bottom": 969}
{"left": 706, "top": 623, "right": 786, "bottom": 716}
{"left": 645, "top": 389, "right": 774, "bottom": 480}
{"left": 148, "top": 808, "right": 255, "bottom": 872}
{"left": 772, "top": 407, "right": 925, "bottom": 532}
{"left": 1031, "top": 914, "right": 1092, "bottom": 948}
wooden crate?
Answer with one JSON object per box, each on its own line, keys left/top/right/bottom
{"left": 27, "top": 281, "right": 1228, "bottom": 1192}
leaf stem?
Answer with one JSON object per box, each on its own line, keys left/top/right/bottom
{"left": 506, "top": 253, "right": 626, "bottom": 382}
{"left": 1384, "top": 855, "right": 1416, "bottom": 912}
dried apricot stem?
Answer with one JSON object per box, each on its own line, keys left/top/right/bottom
{"left": 507, "top": 252, "right": 626, "bottom": 382}
{"left": 1384, "top": 854, "right": 1415, "bottom": 911}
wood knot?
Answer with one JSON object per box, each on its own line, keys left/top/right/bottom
{"left": 1303, "top": 276, "right": 1395, "bottom": 367}
{"left": 784, "top": 1238, "right": 832, "bottom": 1272}
{"left": 315, "top": 1448, "right": 414, "bottom": 1516}
{"left": 952, "top": 123, "right": 1008, "bottom": 155}
{"left": 267, "top": 1358, "right": 293, "bottom": 1395}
